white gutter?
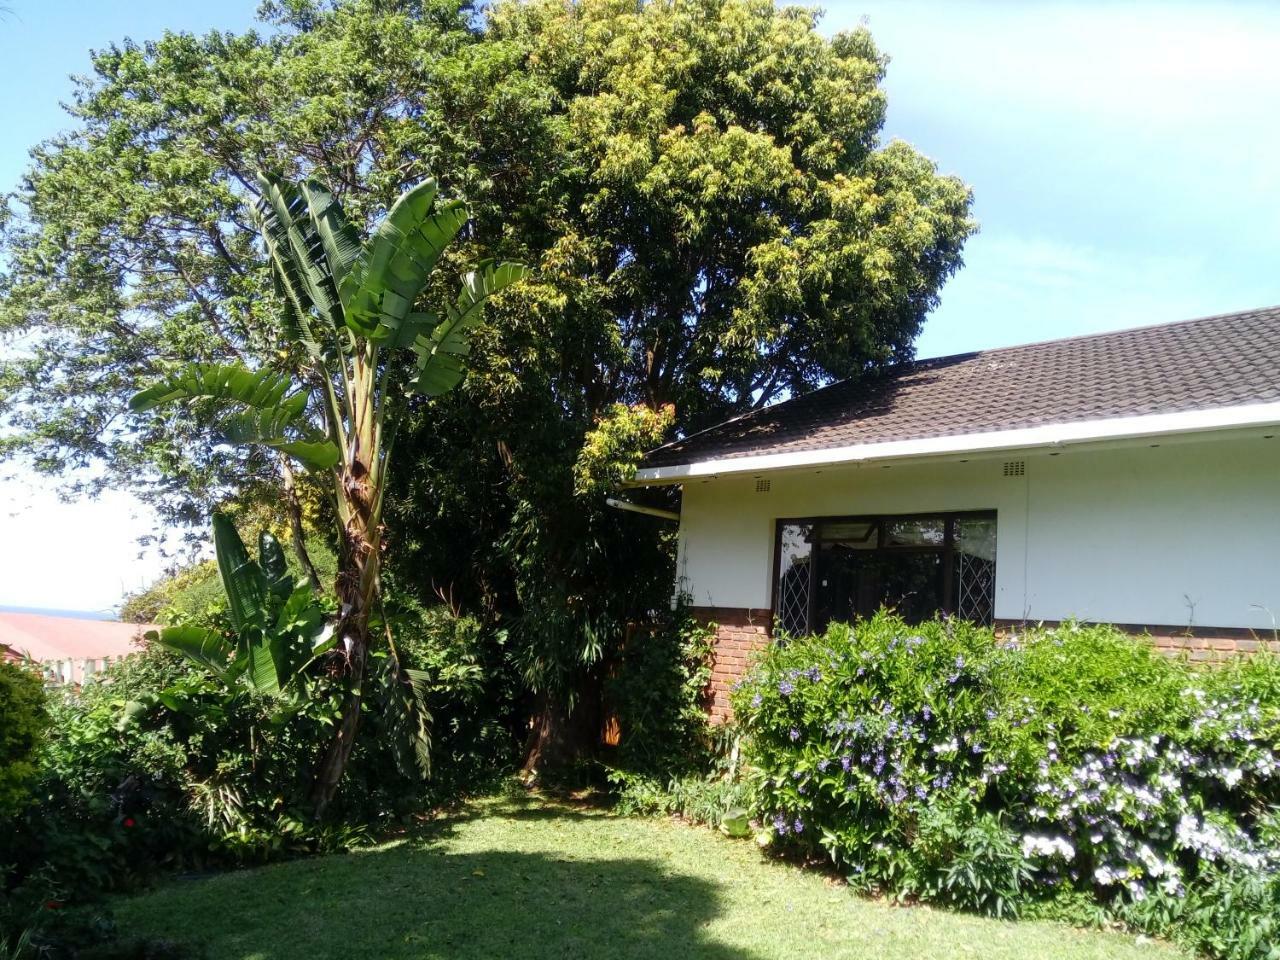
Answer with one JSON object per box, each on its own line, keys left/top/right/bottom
{"left": 631, "top": 400, "right": 1280, "bottom": 484}
{"left": 605, "top": 497, "right": 681, "bottom": 521}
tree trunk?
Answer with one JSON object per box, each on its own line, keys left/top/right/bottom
{"left": 520, "top": 672, "right": 603, "bottom": 778}
{"left": 311, "top": 454, "right": 380, "bottom": 817}
{"left": 310, "top": 642, "right": 366, "bottom": 814}
{"left": 280, "top": 457, "right": 324, "bottom": 594}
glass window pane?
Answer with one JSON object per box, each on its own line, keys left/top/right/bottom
{"left": 955, "top": 517, "right": 997, "bottom": 562}
{"left": 885, "top": 518, "right": 946, "bottom": 547}
{"left": 815, "top": 520, "right": 877, "bottom": 547}
{"left": 775, "top": 523, "right": 813, "bottom": 636}
{"left": 954, "top": 516, "right": 997, "bottom": 625}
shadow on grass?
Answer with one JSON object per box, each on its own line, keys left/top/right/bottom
{"left": 123, "top": 814, "right": 763, "bottom": 960}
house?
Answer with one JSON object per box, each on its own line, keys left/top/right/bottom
{"left": 628, "top": 307, "right": 1280, "bottom": 720}
{"left": 0, "top": 611, "right": 151, "bottom": 685}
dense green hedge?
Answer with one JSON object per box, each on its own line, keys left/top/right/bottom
{"left": 0, "top": 660, "right": 48, "bottom": 817}
{"left": 733, "top": 614, "right": 1280, "bottom": 959}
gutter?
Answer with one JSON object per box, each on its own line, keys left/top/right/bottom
{"left": 630, "top": 400, "right": 1280, "bottom": 485}
{"left": 605, "top": 497, "right": 680, "bottom": 522}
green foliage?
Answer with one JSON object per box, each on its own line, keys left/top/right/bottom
{"left": 731, "top": 615, "right": 1280, "bottom": 957}
{"left": 121, "top": 536, "right": 337, "bottom": 626}
{"left": 897, "top": 801, "right": 1030, "bottom": 919}
{"left": 1120, "top": 857, "right": 1280, "bottom": 960}
{"left": 573, "top": 403, "right": 675, "bottom": 497}
{"left": 608, "top": 769, "right": 748, "bottom": 830}
{"left": 0, "top": 0, "right": 973, "bottom": 769}
{"left": 147, "top": 515, "right": 334, "bottom": 697}
{"left": 604, "top": 609, "right": 715, "bottom": 776}
{"left": 371, "top": 598, "right": 519, "bottom": 800}
{"left": 0, "top": 660, "right": 48, "bottom": 817}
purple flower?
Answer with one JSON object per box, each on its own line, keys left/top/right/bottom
{"left": 817, "top": 759, "right": 830, "bottom": 772}
{"left": 778, "top": 680, "right": 795, "bottom": 696}
{"left": 793, "top": 818, "right": 805, "bottom": 834}
{"left": 841, "top": 755, "right": 853, "bottom": 772}
{"left": 789, "top": 727, "right": 801, "bottom": 742}
{"left": 772, "top": 813, "right": 789, "bottom": 834}
{"left": 804, "top": 666, "right": 822, "bottom": 682}
{"left": 751, "top": 693, "right": 763, "bottom": 708}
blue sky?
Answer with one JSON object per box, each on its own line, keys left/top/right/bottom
{"left": 1, "top": 1, "right": 1277, "bottom": 611}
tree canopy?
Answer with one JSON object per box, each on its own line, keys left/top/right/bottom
{"left": 0, "top": 0, "right": 975, "bottom": 762}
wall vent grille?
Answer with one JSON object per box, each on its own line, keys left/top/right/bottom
{"left": 755, "top": 478, "right": 771, "bottom": 493}
{"left": 1002, "top": 460, "right": 1026, "bottom": 478}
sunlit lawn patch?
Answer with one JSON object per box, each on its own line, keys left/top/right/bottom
{"left": 113, "top": 794, "right": 1184, "bottom": 960}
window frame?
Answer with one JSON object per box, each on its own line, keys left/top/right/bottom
{"left": 769, "top": 509, "right": 998, "bottom": 634}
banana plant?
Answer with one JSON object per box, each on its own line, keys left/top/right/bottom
{"left": 146, "top": 514, "right": 334, "bottom": 698}
{"left": 130, "top": 173, "right": 526, "bottom": 812}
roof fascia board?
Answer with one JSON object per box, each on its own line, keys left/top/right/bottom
{"left": 631, "top": 401, "right": 1280, "bottom": 484}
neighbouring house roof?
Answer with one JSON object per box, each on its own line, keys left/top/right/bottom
{"left": 0, "top": 612, "right": 151, "bottom": 666}
{"left": 634, "top": 306, "right": 1280, "bottom": 482}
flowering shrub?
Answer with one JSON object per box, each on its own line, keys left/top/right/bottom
{"left": 733, "top": 614, "right": 1280, "bottom": 957}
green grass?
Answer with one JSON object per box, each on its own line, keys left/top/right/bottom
{"left": 114, "top": 795, "right": 1185, "bottom": 960}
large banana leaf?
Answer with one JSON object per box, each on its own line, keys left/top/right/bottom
{"left": 258, "top": 531, "right": 294, "bottom": 611}
{"left": 254, "top": 173, "right": 344, "bottom": 327}
{"left": 340, "top": 179, "right": 470, "bottom": 339}
{"left": 129, "top": 363, "right": 337, "bottom": 470}
{"left": 219, "top": 410, "right": 339, "bottom": 471}
{"left": 129, "top": 364, "right": 306, "bottom": 418}
{"left": 147, "top": 626, "right": 237, "bottom": 684}
{"left": 213, "top": 513, "right": 268, "bottom": 633}
{"left": 408, "top": 261, "right": 528, "bottom": 396}
{"left": 300, "top": 180, "right": 362, "bottom": 286}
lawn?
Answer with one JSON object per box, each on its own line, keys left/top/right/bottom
{"left": 115, "top": 794, "right": 1186, "bottom": 960}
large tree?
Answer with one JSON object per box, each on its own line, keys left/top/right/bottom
{"left": 0, "top": 0, "right": 974, "bottom": 768}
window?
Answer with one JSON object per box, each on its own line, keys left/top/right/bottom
{"left": 772, "top": 512, "right": 997, "bottom": 635}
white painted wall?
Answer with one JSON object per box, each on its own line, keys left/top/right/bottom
{"left": 674, "top": 430, "right": 1280, "bottom": 630}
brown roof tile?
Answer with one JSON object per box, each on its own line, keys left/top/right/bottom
{"left": 640, "top": 306, "right": 1280, "bottom": 469}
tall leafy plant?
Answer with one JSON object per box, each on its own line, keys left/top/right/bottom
{"left": 131, "top": 174, "right": 525, "bottom": 812}
{"left": 148, "top": 514, "right": 334, "bottom": 698}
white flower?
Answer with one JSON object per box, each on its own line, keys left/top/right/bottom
{"left": 1022, "top": 834, "right": 1075, "bottom": 860}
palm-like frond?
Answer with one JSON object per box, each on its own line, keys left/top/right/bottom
{"left": 409, "top": 261, "right": 528, "bottom": 396}
{"left": 128, "top": 363, "right": 338, "bottom": 470}
{"left": 254, "top": 173, "right": 346, "bottom": 327}
{"left": 341, "top": 179, "right": 470, "bottom": 340}
{"left": 129, "top": 364, "right": 304, "bottom": 417}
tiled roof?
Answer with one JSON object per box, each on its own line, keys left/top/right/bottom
{"left": 640, "top": 306, "right": 1280, "bottom": 470}
{"left": 0, "top": 612, "right": 151, "bottom": 663}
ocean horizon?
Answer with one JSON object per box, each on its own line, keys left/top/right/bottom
{"left": 0, "top": 604, "right": 118, "bottom": 622}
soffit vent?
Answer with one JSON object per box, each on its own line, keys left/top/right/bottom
{"left": 755, "top": 478, "right": 771, "bottom": 493}
{"left": 1002, "top": 460, "right": 1026, "bottom": 477}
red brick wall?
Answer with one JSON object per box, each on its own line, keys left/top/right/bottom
{"left": 689, "top": 607, "right": 770, "bottom": 723}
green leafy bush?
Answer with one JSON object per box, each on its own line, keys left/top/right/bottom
{"left": 605, "top": 610, "right": 715, "bottom": 776}
{"left": 732, "top": 614, "right": 1280, "bottom": 956}
{"left": 0, "top": 660, "right": 48, "bottom": 817}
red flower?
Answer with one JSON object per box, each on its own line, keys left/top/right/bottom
{"left": 123, "top": 817, "right": 136, "bottom": 828}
